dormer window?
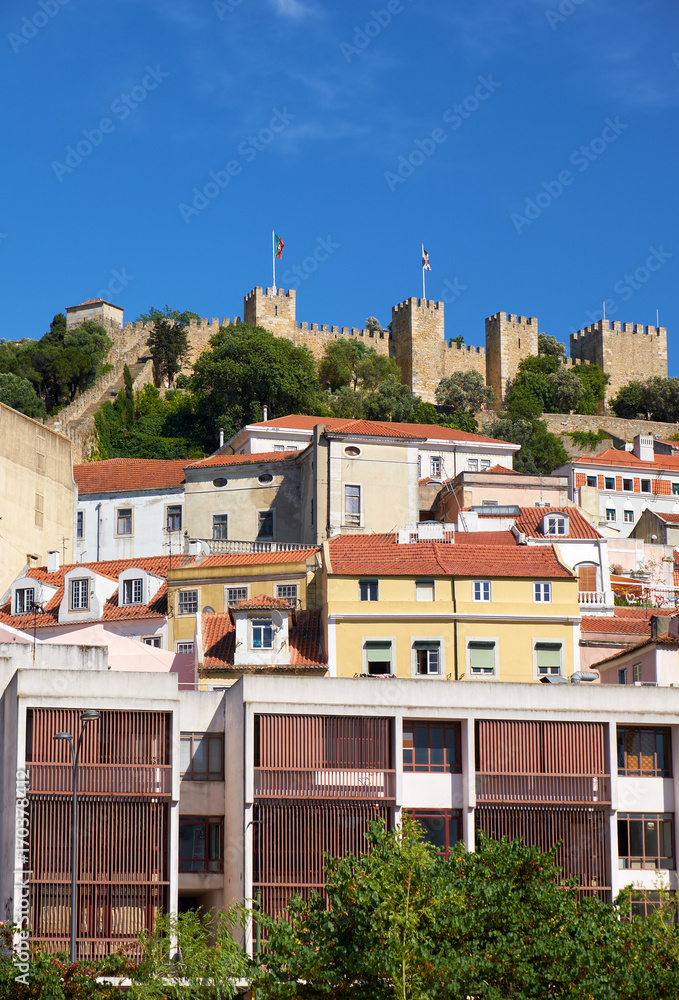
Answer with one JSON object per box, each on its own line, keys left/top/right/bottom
{"left": 544, "top": 514, "right": 567, "bottom": 536}
{"left": 251, "top": 619, "right": 274, "bottom": 649}
{"left": 122, "top": 578, "right": 143, "bottom": 605}
{"left": 70, "top": 578, "right": 89, "bottom": 611}
{"left": 15, "top": 588, "right": 35, "bottom": 615}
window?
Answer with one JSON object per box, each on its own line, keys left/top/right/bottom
{"left": 618, "top": 667, "right": 628, "bottom": 685}
{"left": 276, "top": 584, "right": 298, "bottom": 601}
{"left": 577, "top": 565, "right": 597, "bottom": 592}
{"left": 227, "top": 586, "right": 248, "bottom": 603}
{"left": 533, "top": 582, "right": 552, "bottom": 603}
{"left": 180, "top": 734, "right": 224, "bottom": 780}
{"left": 468, "top": 459, "right": 478, "bottom": 472}
{"left": 258, "top": 473, "right": 274, "bottom": 484}
{"left": 273, "top": 444, "right": 285, "bottom": 451}
{"left": 417, "top": 455, "right": 422, "bottom": 478}
{"left": 176, "top": 642, "right": 194, "bottom": 654}
{"left": 359, "top": 579, "right": 378, "bottom": 602}
{"left": 142, "top": 636, "right": 161, "bottom": 648}
{"left": 257, "top": 510, "right": 274, "bottom": 540}
{"left": 364, "top": 640, "right": 392, "bottom": 675}
{"left": 473, "top": 580, "right": 491, "bottom": 602}
{"left": 641, "top": 479, "right": 651, "bottom": 493}
{"left": 167, "top": 505, "right": 182, "bottom": 532}
{"left": 414, "top": 641, "right": 441, "bottom": 675}
{"left": 415, "top": 580, "right": 434, "bottom": 602}
{"left": 633, "top": 662, "right": 642, "bottom": 683}
{"left": 623, "top": 478, "right": 633, "bottom": 491}
{"left": 618, "top": 814, "right": 675, "bottom": 870}
{"left": 252, "top": 618, "right": 274, "bottom": 649}
{"left": 586, "top": 475, "right": 597, "bottom": 487}
{"left": 605, "top": 477, "right": 615, "bottom": 490}
{"left": 545, "top": 515, "right": 566, "bottom": 536}
{"left": 629, "top": 890, "right": 677, "bottom": 919}
{"left": 344, "top": 484, "right": 361, "bottom": 526}
{"left": 14, "top": 588, "right": 35, "bottom": 614}
{"left": 344, "top": 446, "right": 361, "bottom": 457}
{"left": 673, "top": 483, "right": 679, "bottom": 496}
{"left": 403, "top": 721, "right": 461, "bottom": 772}
{"left": 212, "top": 514, "right": 228, "bottom": 540}
{"left": 178, "top": 590, "right": 198, "bottom": 615}
{"left": 410, "top": 810, "right": 462, "bottom": 859}
{"left": 122, "top": 578, "right": 143, "bottom": 605}
{"left": 179, "top": 816, "right": 223, "bottom": 872}
{"left": 606, "top": 508, "right": 616, "bottom": 522}
{"left": 116, "top": 508, "right": 132, "bottom": 535}
{"left": 430, "top": 456, "right": 442, "bottom": 478}
{"left": 480, "top": 460, "right": 491, "bottom": 471}
{"left": 76, "top": 511, "right": 84, "bottom": 539}
{"left": 70, "top": 578, "right": 89, "bottom": 611}
{"left": 468, "top": 640, "right": 496, "bottom": 675}
{"left": 624, "top": 510, "right": 634, "bottom": 523}
{"left": 535, "top": 641, "right": 562, "bottom": 676}
{"left": 213, "top": 477, "right": 228, "bottom": 488}
{"left": 617, "top": 727, "right": 671, "bottom": 777}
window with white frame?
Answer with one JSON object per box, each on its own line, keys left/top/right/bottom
{"left": 618, "top": 667, "right": 628, "bottom": 685}
{"left": 76, "top": 511, "right": 84, "bottom": 540}
{"left": 535, "top": 641, "right": 562, "bottom": 677}
{"left": 176, "top": 641, "right": 195, "bottom": 654}
{"left": 473, "top": 580, "right": 491, "bottom": 602}
{"left": 624, "top": 510, "right": 634, "bottom": 523}
{"left": 178, "top": 590, "right": 198, "bottom": 615}
{"left": 143, "top": 636, "right": 161, "bottom": 648}
{"left": 623, "top": 478, "right": 633, "bottom": 492}
{"left": 544, "top": 515, "right": 566, "bottom": 536}
{"left": 212, "top": 514, "right": 228, "bottom": 540}
{"left": 414, "top": 640, "right": 441, "bottom": 676}
{"left": 122, "top": 578, "right": 143, "bottom": 605}
{"left": 633, "top": 662, "right": 642, "bottom": 683}
{"left": 480, "top": 460, "right": 491, "bottom": 471}
{"left": 14, "top": 588, "right": 35, "bottom": 614}
{"left": 227, "top": 586, "right": 248, "bottom": 603}
{"left": 359, "top": 579, "right": 378, "bottom": 601}
{"left": 70, "top": 578, "right": 89, "bottom": 611}
{"left": 605, "top": 477, "right": 615, "bottom": 490}
{"left": 586, "top": 475, "right": 597, "bottom": 487}
{"left": 606, "top": 508, "right": 616, "bottom": 522}
{"left": 251, "top": 618, "right": 274, "bottom": 649}
{"left": 430, "top": 456, "right": 442, "bottom": 478}
{"left": 673, "top": 483, "right": 679, "bottom": 496}
{"left": 468, "top": 640, "right": 496, "bottom": 676}
{"left": 415, "top": 579, "right": 434, "bottom": 602}
{"left": 344, "top": 484, "right": 361, "bottom": 526}
{"left": 641, "top": 479, "right": 651, "bottom": 493}
{"left": 273, "top": 445, "right": 285, "bottom": 451}
{"left": 257, "top": 510, "right": 274, "bottom": 540}
{"left": 167, "top": 505, "right": 182, "bottom": 532}
{"left": 468, "top": 459, "right": 478, "bottom": 472}
{"left": 276, "top": 584, "right": 298, "bottom": 601}
{"left": 116, "top": 507, "right": 132, "bottom": 535}
{"left": 533, "top": 582, "right": 552, "bottom": 603}
{"left": 364, "top": 640, "right": 392, "bottom": 675}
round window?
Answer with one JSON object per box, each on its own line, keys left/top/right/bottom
{"left": 258, "top": 473, "right": 274, "bottom": 484}
{"left": 344, "top": 446, "right": 361, "bottom": 457}
{"left": 212, "top": 477, "right": 228, "bottom": 488}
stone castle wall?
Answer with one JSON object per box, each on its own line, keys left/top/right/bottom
{"left": 485, "top": 313, "right": 539, "bottom": 403}
{"left": 570, "top": 320, "right": 667, "bottom": 402}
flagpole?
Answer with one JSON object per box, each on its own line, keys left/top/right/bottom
{"left": 272, "top": 230, "right": 276, "bottom": 295}
{"left": 422, "top": 244, "right": 426, "bottom": 300}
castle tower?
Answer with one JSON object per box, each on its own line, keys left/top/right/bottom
{"left": 243, "top": 287, "right": 296, "bottom": 337}
{"left": 485, "top": 312, "right": 539, "bottom": 403}
{"left": 65, "top": 299, "right": 124, "bottom": 333}
{"left": 570, "top": 320, "right": 667, "bottom": 402}
{"left": 391, "top": 297, "right": 445, "bottom": 399}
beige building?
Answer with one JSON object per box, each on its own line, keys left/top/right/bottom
{"left": 0, "top": 403, "right": 75, "bottom": 597}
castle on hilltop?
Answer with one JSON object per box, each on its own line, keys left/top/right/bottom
{"left": 66, "top": 287, "right": 668, "bottom": 406}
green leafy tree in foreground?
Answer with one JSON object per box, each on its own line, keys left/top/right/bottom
{"left": 538, "top": 332, "right": 566, "bottom": 358}
{"left": 147, "top": 318, "right": 191, "bottom": 389}
{"left": 485, "top": 414, "right": 569, "bottom": 474}
{"left": 435, "top": 370, "right": 495, "bottom": 413}
{"left": 611, "top": 376, "right": 679, "bottom": 422}
{"left": 0, "top": 372, "right": 46, "bottom": 419}
{"left": 546, "top": 366, "right": 584, "bottom": 413}
{"left": 318, "top": 338, "right": 400, "bottom": 392}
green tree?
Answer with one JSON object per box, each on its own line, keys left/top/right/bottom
{"left": 93, "top": 384, "right": 203, "bottom": 461}
{"left": 147, "top": 318, "right": 191, "bottom": 389}
{"left": 569, "top": 362, "right": 609, "bottom": 415}
{"left": 538, "top": 332, "right": 566, "bottom": 358}
{"left": 450, "top": 335, "right": 464, "bottom": 347}
{"left": 361, "top": 376, "right": 423, "bottom": 423}
{"left": 435, "top": 371, "right": 495, "bottom": 413}
{"left": 0, "top": 373, "right": 46, "bottom": 419}
{"left": 365, "top": 316, "right": 383, "bottom": 333}
{"left": 611, "top": 376, "right": 679, "bottom": 422}
{"left": 136, "top": 305, "right": 200, "bottom": 327}
{"left": 486, "top": 415, "right": 569, "bottom": 474}
{"left": 546, "top": 367, "right": 584, "bottom": 413}
{"left": 319, "top": 339, "right": 400, "bottom": 392}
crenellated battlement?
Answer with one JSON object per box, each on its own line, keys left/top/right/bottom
{"left": 570, "top": 318, "right": 667, "bottom": 402}
{"left": 393, "top": 297, "right": 444, "bottom": 314}
{"left": 446, "top": 341, "right": 485, "bottom": 355}
{"left": 571, "top": 320, "right": 666, "bottom": 339}
{"left": 244, "top": 286, "right": 296, "bottom": 303}
{"left": 487, "top": 312, "right": 538, "bottom": 326}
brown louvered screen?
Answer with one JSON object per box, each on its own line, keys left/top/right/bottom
{"left": 25, "top": 709, "right": 172, "bottom": 959}
{"left": 578, "top": 565, "right": 598, "bottom": 592}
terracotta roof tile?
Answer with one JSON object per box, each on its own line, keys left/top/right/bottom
{"left": 485, "top": 464, "right": 516, "bottom": 475}
{"left": 250, "top": 415, "right": 519, "bottom": 447}
{"left": 581, "top": 615, "right": 655, "bottom": 636}
{"left": 593, "top": 632, "right": 679, "bottom": 669}
{"left": 514, "top": 507, "right": 602, "bottom": 540}
{"left": 74, "top": 458, "right": 186, "bottom": 494}
{"left": 573, "top": 448, "right": 679, "bottom": 473}
{"left": 68, "top": 298, "right": 120, "bottom": 309}
{"left": 180, "top": 549, "right": 319, "bottom": 569}
{"left": 453, "top": 531, "right": 519, "bottom": 546}
{"left": 201, "top": 609, "right": 325, "bottom": 670}
{"left": 229, "top": 594, "right": 295, "bottom": 610}
{"left": 186, "top": 450, "right": 302, "bottom": 470}
{"left": 327, "top": 533, "right": 572, "bottom": 578}
{"left": 655, "top": 512, "right": 679, "bottom": 523}
{"left": 325, "top": 419, "right": 422, "bottom": 439}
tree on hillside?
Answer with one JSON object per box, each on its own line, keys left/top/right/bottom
{"left": 319, "top": 338, "right": 400, "bottom": 392}
{"left": 611, "top": 376, "right": 679, "bottom": 423}
{"left": 136, "top": 305, "right": 200, "bottom": 327}
{"left": 191, "top": 323, "right": 326, "bottom": 440}
{"left": 365, "top": 316, "right": 383, "bottom": 333}
{"left": 435, "top": 370, "right": 495, "bottom": 413}
{"left": 486, "top": 414, "right": 569, "bottom": 474}
{"left": 546, "top": 367, "right": 584, "bottom": 413}
{"left": 538, "top": 332, "right": 566, "bottom": 358}
{"left": 505, "top": 354, "right": 607, "bottom": 419}
{"left": 361, "top": 375, "right": 423, "bottom": 423}
{"left": 147, "top": 317, "right": 191, "bottom": 388}
{"left": 0, "top": 372, "right": 46, "bottom": 419}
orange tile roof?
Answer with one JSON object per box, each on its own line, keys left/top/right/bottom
{"left": 0, "top": 555, "right": 171, "bottom": 629}
{"left": 175, "top": 549, "right": 319, "bottom": 571}
{"left": 186, "top": 450, "right": 302, "bottom": 470}
{"left": 250, "top": 415, "right": 519, "bottom": 447}
{"left": 573, "top": 448, "right": 679, "bottom": 473}
{"left": 229, "top": 594, "right": 295, "bottom": 610}
{"left": 454, "top": 531, "right": 519, "bottom": 546}
{"left": 201, "top": 610, "right": 325, "bottom": 670}
{"left": 655, "top": 512, "right": 679, "bottom": 523}
{"left": 324, "top": 419, "right": 422, "bottom": 439}
{"left": 485, "top": 464, "right": 515, "bottom": 475}
{"left": 581, "top": 615, "right": 656, "bottom": 636}
{"left": 514, "top": 507, "right": 602, "bottom": 540}
{"left": 68, "top": 298, "right": 119, "bottom": 309}
{"left": 74, "top": 458, "right": 186, "bottom": 494}
{"left": 327, "top": 533, "right": 572, "bottom": 579}
{"left": 593, "top": 632, "right": 679, "bottom": 669}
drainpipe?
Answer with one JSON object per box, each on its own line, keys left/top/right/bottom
{"left": 452, "top": 575, "right": 459, "bottom": 680}
{"left": 95, "top": 502, "right": 101, "bottom": 562}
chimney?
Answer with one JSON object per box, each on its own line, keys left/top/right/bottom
{"left": 651, "top": 615, "right": 671, "bottom": 640}
{"left": 633, "top": 434, "right": 654, "bottom": 463}
{"left": 219, "top": 427, "right": 224, "bottom": 448}
{"left": 47, "top": 550, "right": 60, "bottom": 573}
{"left": 262, "top": 405, "right": 268, "bottom": 421}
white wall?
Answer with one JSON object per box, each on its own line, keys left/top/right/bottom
{"left": 76, "top": 490, "right": 184, "bottom": 562}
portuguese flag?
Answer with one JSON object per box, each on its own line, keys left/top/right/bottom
{"left": 275, "top": 234, "right": 284, "bottom": 258}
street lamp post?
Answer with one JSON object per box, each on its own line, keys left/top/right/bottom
{"left": 54, "top": 710, "right": 101, "bottom": 963}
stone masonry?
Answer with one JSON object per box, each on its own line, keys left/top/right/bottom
{"left": 570, "top": 320, "right": 667, "bottom": 403}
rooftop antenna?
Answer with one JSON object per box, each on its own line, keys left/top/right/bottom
{"left": 602, "top": 301, "right": 606, "bottom": 321}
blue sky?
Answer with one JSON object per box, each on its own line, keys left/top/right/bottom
{"left": 2, "top": 0, "right": 678, "bottom": 371}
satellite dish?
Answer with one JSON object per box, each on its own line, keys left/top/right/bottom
{"left": 271, "top": 609, "right": 284, "bottom": 630}
{"left": 203, "top": 606, "right": 215, "bottom": 614}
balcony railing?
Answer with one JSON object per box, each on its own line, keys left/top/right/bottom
{"left": 191, "top": 538, "right": 311, "bottom": 555}
{"left": 254, "top": 767, "right": 396, "bottom": 800}
{"left": 27, "top": 763, "right": 172, "bottom": 798}
{"left": 578, "top": 591, "right": 608, "bottom": 606}
{"left": 475, "top": 773, "right": 610, "bottom": 805}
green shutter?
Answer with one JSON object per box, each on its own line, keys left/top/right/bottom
{"left": 536, "top": 643, "right": 562, "bottom": 668}
{"left": 413, "top": 641, "right": 440, "bottom": 650}
{"left": 366, "top": 641, "right": 392, "bottom": 662}
{"left": 469, "top": 641, "right": 495, "bottom": 669}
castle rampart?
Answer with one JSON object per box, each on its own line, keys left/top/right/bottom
{"left": 570, "top": 319, "right": 667, "bottom": 401}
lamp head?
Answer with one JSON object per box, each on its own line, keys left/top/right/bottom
{"left": 80, "top": 710, "right": 101, "bottom": 722}
{"left": 54, "top": 732, "right": 71, "bottom": 740}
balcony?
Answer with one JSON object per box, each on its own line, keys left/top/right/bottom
{"left": 475, "top": 773, "right": 610, "bottom": 806}
{"left": 254, "top": 767, "right": 396, "bottom": 800}
{"left": 27, "top": 762, "right": 172, "bottom": 798}
{"left": 188, "top": 538, "right": 311, "bottom": 555}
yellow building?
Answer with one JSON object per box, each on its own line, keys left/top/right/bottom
{"left": 323, "top": 526, "right": 580, "bottom": 683}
